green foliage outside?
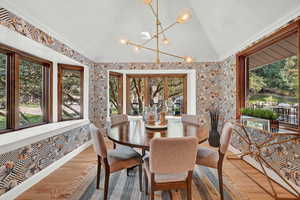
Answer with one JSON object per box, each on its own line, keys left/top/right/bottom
{"left": 0, "top": 54, "right": 82, "bottom": 129}
{"left": 62, "top": 70, "right": 81, "bottom": 120}
{"left": 241, "top": 108, "right": 279, "bottom": 120}
{"left": 109, "top": 75, "right": 120, "bottom": 114}
{"left": 249, "top": 56, "right": 298, "bottom": 105}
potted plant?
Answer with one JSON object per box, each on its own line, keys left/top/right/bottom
{"left": 240, "top": 108, "right": 279, "bottom": 131}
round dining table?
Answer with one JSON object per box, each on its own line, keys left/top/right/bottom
{"left": 107, "top": 119, "right": 208, "bottom": 151}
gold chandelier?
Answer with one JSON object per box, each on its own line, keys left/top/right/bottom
{"left": 120, "top": 0, "right": 193, "bottom": 64}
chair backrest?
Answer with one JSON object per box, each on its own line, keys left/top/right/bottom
{"left": 149, "top": 137, "right": 198, "bottom": 174}
{"left": 90, "top": 124, "right": 107, "bottom": 158}
{"left": 111, "top": 114, "right": 128, "bottom": 126}
{"left": 219, "top": 122, "right": 233, "bottom": 154}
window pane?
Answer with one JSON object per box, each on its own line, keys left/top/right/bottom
{"left": 62, "top": 69, "right": 81, "bottom": 120}
{"left": 248, "top": 56, "right": 299, "bottom": 126}
{"left": 167, "top": 77, "right": 184, "bottom": 116}
{"left": 19, "top": 59, "right": 44, "bottom": 126}
{"left": 128, "top": 78, "right": 145, "bottom": 115}
{"left": 148, "top": 77, "right": 164, "bottom": 108}
{"left": 109, "top": 75, "right": 121, "bottom": 114}
{"left": 0, "top": 53, "right": 7, "bottom": 130}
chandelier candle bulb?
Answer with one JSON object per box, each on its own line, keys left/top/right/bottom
{"left": 177, "top": 9, "right": 192, "bottom": 23}
{"left": 143, "top": 0, "right": 152, "bottom": 5}
{"left": 162, "top": 38, "right": 170, "bottom": 44}
{"left": 120, "top": 39, "right": 128, "bottom": 45}
{"left": 185, "top": 56, "right": 193, "bottom": 63}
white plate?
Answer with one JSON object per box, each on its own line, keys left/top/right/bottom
{"left": 145, "top": 123, "right": 168, "bottom": 129}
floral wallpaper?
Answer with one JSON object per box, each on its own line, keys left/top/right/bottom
{"left": 219, "top": 56, "right": 236, "bottom": 121}
{"left": 0, "top": 125, "right": 91, "bottom": 196}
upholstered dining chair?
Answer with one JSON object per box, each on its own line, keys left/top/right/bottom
{"left": 181, "top": 114, "right": 210, "bottom": 142}
{"left": 144, "top": 137, "right": 198, "bottom": 200}
{"left": 195, "top": 122, "right": 233, "bottom": 200}
{"left": 90, "top": 124, "right": 143, "bottom": 200}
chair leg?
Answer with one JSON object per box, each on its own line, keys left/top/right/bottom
{"left": 150, "top": 174, "right": 155, "bottom": 200}
{"left": 187, "top": 171, "right": 193, "bottom": 200}
{"left": 104, "top": 166, "right": 110, "bottom": 200}
{"left": 187, "top": 182, "right": 192, "bottom": 200}
{"left": 96, "top": 156, "right": 101, "bottom": 189}
{"left": 144, "top": 169, "right": 148, "bottom": 195}
{"left": 139, "top": 165, "right": 142, "bottom": 192}
{"left": 218, "top": 152, "right": 225, "bottom": 200}
{"left": 113, "top": 142, "right": 116, "bottom": 149}
{"left": 218, "top": 167, "right": 224, "bottom": 200}
{"left": 150, "top": 190, "right": 154, "bottom": 200}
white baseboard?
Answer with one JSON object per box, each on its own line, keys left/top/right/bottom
{"left": 0, "top": 141, "right": 92, "bottom": 200}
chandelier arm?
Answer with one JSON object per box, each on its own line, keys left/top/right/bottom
{"left": 142, "top": 22, "right": 178, "bottom": 46}
{"left": 148, "top": 4, "right": 167, "bottom": 39}
{"left": 127, "top": 41, "right": 185, "bottom": 60}
{"left": 156, "top": 0, "right": 160, "bottom": 64}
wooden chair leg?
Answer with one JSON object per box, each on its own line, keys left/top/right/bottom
{"left": 150, "top": 173, "right": 155, "bottom": 200}
{"left": 104, "top": 166, "right": 110, "bottom": 200}
{"left": 144, "top": 169, "right": 149, "bottom": 195}
{"left": 96, "top": 156, "right": 101, "bottom": 189}
{"left": 187, "top": 171, "right": 193, "bottom": 200}
{"left": 218, "top": 152, "right": 225, "bottom": 200}
{"left": 139, "top": 165, "right": 142, "bottom": 192}
{"left": 150, "top": 190, "right": 154, "bottom": 200}
{"left": 218, "top": 167, "right": 224, "bottom": 200}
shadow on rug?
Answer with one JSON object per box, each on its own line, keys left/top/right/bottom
{"left": 80, "top": 165, "right": 246, "bottom": 200}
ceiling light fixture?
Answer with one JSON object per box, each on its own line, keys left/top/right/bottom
{"left": 119, "top": 0, "right": 194, "bottom": 64}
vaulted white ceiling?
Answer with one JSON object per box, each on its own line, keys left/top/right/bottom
{"left": 1, "top": 0, "right": 300, "bottom": 63}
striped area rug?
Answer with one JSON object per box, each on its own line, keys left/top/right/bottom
{"left": 83, "top": 166, "right": 247, "bottom": 200}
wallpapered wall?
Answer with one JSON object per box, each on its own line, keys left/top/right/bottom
{"left": 92, "top": 62, "right": 230, "bottom": 129}
{"left": 0, "top": 9, "right": 94, "bottom": 198}
{"left": 0, "top": 125, "right": 91, "bottom": 196}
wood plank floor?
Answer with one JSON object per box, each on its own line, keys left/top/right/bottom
{"left": 17, "top": 140, "right": 295, "bottom": 200}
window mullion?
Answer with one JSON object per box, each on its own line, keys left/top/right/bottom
{"left": 57, "top": 67, "right": 62, "bottom": 122}
{"left": 8, "top": 53, "right": 20, "bottom": 129}
{"left": 80, "top": 69, "right": 84, "bottom": 119}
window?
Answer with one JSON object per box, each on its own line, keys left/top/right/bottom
{"left": 0, "top": 45, "right": 52, "bottom": 133}
{"left": 126, "top": 74, "right": 187, "bottom": 116}
{"left": 109, "top": 72, "right": 123, "bottom": 114}
{"left": 19, "top": 59, "right": 47, "bottom": 127}
{"left": 237, "top": 20, "right": 299, "bottom": 129}
{"left": 58, "top": 64, "right": 84, "bottom": 121}
{"left": 0, "top": 52, "right": 7, "bottom": 130}
{"left": 127, "top": 76, "right": 145, "bottom": 115}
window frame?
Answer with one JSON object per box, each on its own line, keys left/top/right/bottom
{"left": 0, "top": 43, "right": 53, "bottom": 134}
{"left": 57, "top": 64, "right": 84, "bottom": 122}
{"left": 125, "top": 74, "right": 187, "bottom": 115}
{"left": 236, "top": 19, "right": 300, "bottom": 131}
{"left": 109, "top": 71, "right": 123, "bottom": 115}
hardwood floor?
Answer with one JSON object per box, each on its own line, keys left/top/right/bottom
{"left": 17, "top": 140, "right": 295, "bottom": 200}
